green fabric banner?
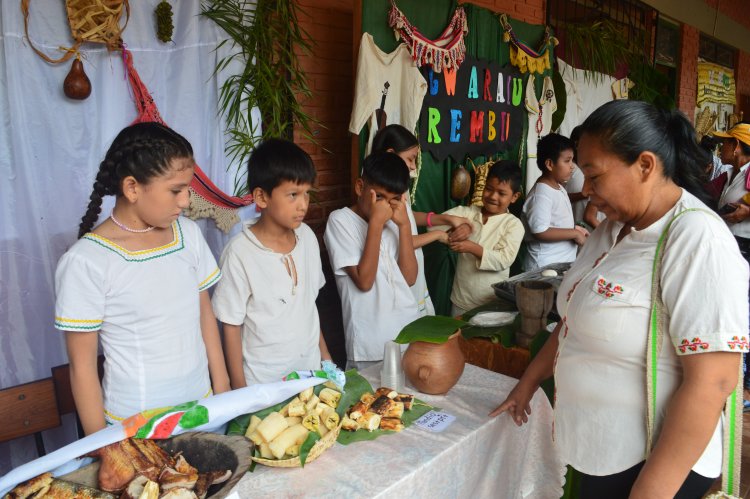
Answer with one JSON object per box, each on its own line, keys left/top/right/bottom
{"left": 359, "top": 0, "right": 552, "bottom": 315}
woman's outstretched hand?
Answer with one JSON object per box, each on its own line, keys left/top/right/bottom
{"left": 489, "top": 381, "right": 537, "bottom": 426}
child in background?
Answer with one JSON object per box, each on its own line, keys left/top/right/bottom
{"left": 371, "top": 124, "right": 470, "bottom": 316}
{"left": 523, "top": 133, "right": 588, "bottom": 271}
{"left": 565, "top": 126, "right": 605, "bottom": 230}
{"left": 432, "top": 161, "right": 525, "bottom": 316}
{"left": 55, "top": 122, "right": 230, "bottom": 434}
{"left": 324, "top": 152, "right": 419, "bottom": 370}
{"left": 212, "top": 139, "right": 331, "bottom": 388}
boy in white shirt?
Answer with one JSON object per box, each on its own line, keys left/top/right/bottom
{"left": 435, "top": 161, "right": 525, "bottom": 316}
{"left": 523, "top": 133, "right": 589, "bottom": 270}
{"left": 212, "top": 139, "right": 331, "bottom": 387}
{"left": 324, "top": 152, "right": 419, "bottom": 370}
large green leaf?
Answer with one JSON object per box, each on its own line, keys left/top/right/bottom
{"left": 335, "top": 370, "right": 373, "bottom": 418}
{"left": 394, "top": 315, "right": 467, "bottom": 344}
{"left": 298, "top": 431, "right": 321, "bottom": 467}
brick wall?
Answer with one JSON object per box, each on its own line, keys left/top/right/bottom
{"left": 677, "top": 24, "right": 700, "bottom": 119}
{"left": 294, "top": 0, "right": 354, "bottom": 367}
{"left": 461, "top": 0, "right": 545, "bottom": 24}
{"left": 705, "top": 0, "right": 750, "bottom": 32}
{"left": 294, "top": 0, "right": 354, "bottom": 238}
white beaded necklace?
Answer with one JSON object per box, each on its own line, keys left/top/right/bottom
{"left": 110, "top": 212, "right": 155, "bottom": 233}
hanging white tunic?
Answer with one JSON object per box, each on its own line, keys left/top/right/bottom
{"left": 524, "top": 74, "right": 557, "bottom": 193}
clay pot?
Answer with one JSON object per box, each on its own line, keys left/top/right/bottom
{"left": 402, "top": 330, "right": 465, "bottom": 395}
{"left": 515, "top": 280, "right": 555, "bottom": 348}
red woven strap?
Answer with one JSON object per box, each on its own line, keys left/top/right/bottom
{"left": 123, "top": 49, "right": 253, "bottom": 207}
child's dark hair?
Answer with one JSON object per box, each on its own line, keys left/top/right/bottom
{"left": 371, "top": 124, "right": 419, "bottom": 154}
{"left": 361, "top": 152, "right": 410, "bottom": 195}
{"left": 247, "top": 138, "right": 316, "bottom": 194}
{"left": 78, "top": 122, "right": 194, "bottom": 238}
{"left": 487, "top": 160, "right": 523, "bottom": 194}
{"left": 700, "top": 135, "right": 718, "bottom": 153}
{"left": 578, "top": 100, "right": 712, "bottom": 205}
{"left": 536, "top": 133, "right": 575, "bottom": 172}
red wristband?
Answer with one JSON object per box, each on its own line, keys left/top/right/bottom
{"left": 426, "top": 212, "right": 435, "bottom": 227}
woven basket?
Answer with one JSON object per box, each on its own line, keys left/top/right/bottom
{"left": 66, "top": 0, "right": 129, "bottom": 50}
{"left": 251, "top": 422, "right": 342, "bottom": 468}
{"left": 22, "top": 0, "right": 130, "bottom": 63}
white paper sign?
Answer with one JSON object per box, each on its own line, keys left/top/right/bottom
{"left": 414, "top": 410, "right": 456, "bottom": 432}
{"left": 224, "top": 493, "right": 241, "bottom": 499}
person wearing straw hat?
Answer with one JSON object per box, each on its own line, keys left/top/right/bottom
{"left": 713, "top": 122, "right": 750, "bottom": 411}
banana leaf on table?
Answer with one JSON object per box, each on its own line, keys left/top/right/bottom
{"left": 393, "top": 315, "right": 467, "bottom": 344}
{"left": 226, "top": 370, "right": 434, "bottom": 449}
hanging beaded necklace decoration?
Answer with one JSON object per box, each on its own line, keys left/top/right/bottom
{"left": 535, "top": 88, "right": 555, "bottom": 139}
{"left": 388, "top": 0, "right": 468, "bottom": 73}
{"left": 110, "top": 212, "right": 155, "bottom": 233}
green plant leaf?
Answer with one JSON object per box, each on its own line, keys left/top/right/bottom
{"left": 298, "top": 430, "right": 321, "bottom": 467}
{"left": 393, "top": 315, "right": 467, "bottom": 344}
{"left": 335, "top": 369, "right": 373, "bottom": 418}
{"left": 201, "top": 0, "right": 319, "bottom": 196}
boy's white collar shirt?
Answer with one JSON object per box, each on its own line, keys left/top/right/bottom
{"left": 325, "top": 207, "right": 419, "bottom": 362}
{"left": 212, "top": 219, "right": 325, "bottom": 385}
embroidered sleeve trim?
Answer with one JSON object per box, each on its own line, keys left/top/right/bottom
{"left": 54, "top": 317, "right": 103, "bottom": 331}
{"left": 198, "top": 268, "right": 221, "bottom": 291}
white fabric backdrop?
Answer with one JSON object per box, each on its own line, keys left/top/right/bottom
{"left": 0, "top": 0, "right": 258, "bottom": 473}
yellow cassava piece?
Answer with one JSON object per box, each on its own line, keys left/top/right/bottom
{"left": 269, "top": 424, "right": 309, "bottom": 459}
{"left": 244, "top": 415, "right": 262, "bottom": 439}
{"left": 319, "top": 404, "right": 340, "bottom": 430}
{"left": 255, "top": 411, "right": 288, "bottom": 442}
{"left": 319, "top": 387, "right": 341, "bottom": 408}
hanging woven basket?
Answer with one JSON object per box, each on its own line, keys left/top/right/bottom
{"left": 22, "top": 0, "right": 130, "bottom": 63}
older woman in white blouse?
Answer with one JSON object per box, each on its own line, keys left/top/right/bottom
{"left": 492, "top": 101, "right": 748, "bottom": 499}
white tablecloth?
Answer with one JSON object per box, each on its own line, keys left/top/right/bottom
{"left": 232, "top": 363, "right": 566, "bottom": 499}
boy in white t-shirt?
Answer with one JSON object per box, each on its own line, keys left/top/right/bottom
{"left": 523, "top": 133, "right": 589, "bottom": 271}
{"left": 324, "top": 152, "right": 419, "bottom": 370}
{"left": 212, "top": 139, "right": 331, "bottom": 387}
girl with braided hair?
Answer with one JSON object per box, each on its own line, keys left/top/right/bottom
{"left": 54, "top": 122, "right": 230, "bottom": 435}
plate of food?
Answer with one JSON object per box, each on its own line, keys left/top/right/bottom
{"left": 52, "top": 432, "right": 250, "bottom": 499}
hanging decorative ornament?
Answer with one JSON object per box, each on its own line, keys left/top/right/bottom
{"left": 388, "top": 0, "right": 468, "bottom": 73}
{"left": 21, "top": 0, "right": 130, "bottom": 100}
{"left": 498, "top": 14, "right": 557, "bottom": 75}
{"left": 155, "top": 0, "right": 174, "bottom": 43}
{"left": 450, "top": 164, "right": 472, "bottom": 201}
{"left": 63, "top": 55, "right": 92, "bottom": 100}
{"left": 470, "top": 158, "right": 493, "bottom": 207}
